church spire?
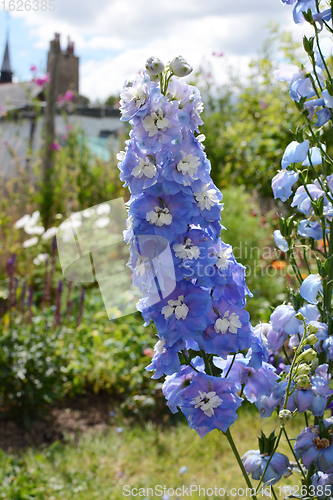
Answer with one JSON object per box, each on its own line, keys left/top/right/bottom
{"left": 0, "top": 29, "right": 13, "bottom": 84}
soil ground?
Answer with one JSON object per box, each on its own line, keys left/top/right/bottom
{"left": 0, "top": 393, "right": 116, "bottom": 452}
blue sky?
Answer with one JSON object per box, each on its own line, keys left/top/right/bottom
{"left": 0, "top": 1, "right": 314, "bottom": 101}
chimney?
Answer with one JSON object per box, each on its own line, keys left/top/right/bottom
{"left": 47, "top": 33, "right": 79, "bottom": 96}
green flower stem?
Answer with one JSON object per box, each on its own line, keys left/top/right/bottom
{"left": 288, "top": 247, "right": 303, "bottom": 285}
{"left": 201, "top": 350, "right": 214, "bottom": 376}
{"left": 314, "top": 23, "right": 333, "bottom": 85}
{"left": 308, "top": 64, "right": 323, "bottom": 95}
{"left": 282, "top": 425, "right": 306, "bottom": 480}
{"left": 301, "top": 244, "right": 313, "bottom": 274}
{"left": 324, "top": 219, "right": 333, "bottom": 335}
{"left": 221, "top": 429, "right": 257, "bottom": 500}
{"left": 164, "top": 73, "right": 173, "bottom": 94}
{"left": 299, "top": 171, "right": 315, "bottom": 202}
{"left": 323, "top": 20, "right": 333, "bottom": 34}
{"left": 321, "top": 217, "right": 329, "bottom": 258}
{"left": 282, "top": 345, "right": 292, "bottom": 365}
{"left": 283, "top": 322, "right": 307, "bottom": 411}
{"left": 307, "top": 153, "right": 332, "bottom": 203}
{"left": 182, "top": 350, "right": 200, "bottom": 373}
{"left": 225, "top": 353, "right": 237, "bottom": 378}
{"left": 271, "top": 486, "right": 279, "bottom": 500}
{"left": 305, "top": 117, "right": 333, "bottom": 167}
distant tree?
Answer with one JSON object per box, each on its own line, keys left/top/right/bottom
{"left": 78, "top": 94, "right": 90, "bottom": 105}
{"left": 105, "top": 94, "right": 119, "bottom": 107}
{"left": 196, "top": 26, "right": 306, "bottom": 201}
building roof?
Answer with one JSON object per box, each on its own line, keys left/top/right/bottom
{"left": 0, "top": 81, "right": 43, "bottom": 109}
{"left": 1, "top": 39, "right": 12, "bottom": 73}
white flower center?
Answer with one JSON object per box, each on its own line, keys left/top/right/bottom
{"left": 132, "top": 157, "right": 157, "bottom": 179}
{"left": 116, "top": 151, "right": 126, "bottom": 161}
{"left": 215, "top": 247, "right": 233, "bottom": 270}
{"left": 146, "top": 206, "right": 172, "bottom": 226}
{"left": 176, "top": 152, "right": 200, "bottom": 179}
{"left": 194, "top": 184, "right": 219, "bottom": 211}
{"left": 190, "top": 390, "right": 223, "bottom": 417}
{"left": 135, "top": 254, "right": 149, "bottom": 276}
{"left": 214, "top": 311, "right": 242, "bottom": 334}
{"left": 161, "top": 295, "right": 189, "bottom": 320}
{"left": 122, "top": 83, "right": 147, "bottom": 109}
{"left": 142, "top": 109, "right": 171, "bottom": 137}
{"left": 154, "top": 337, "right": 166, "bottom": 355}
{"left": 130, "top": 84, "right": 147, "bottom": 108}
{"left": 173, "top": 238, "right": 200, "bottom": 260}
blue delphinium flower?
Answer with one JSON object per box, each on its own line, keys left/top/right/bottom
{"left": 120, "top": 56, "right": 256, "bottom": 437}
{"left": 171, "top": 227, "right": 217, "bottom": 281}
{"left": 272, "top": 169, "right": 299, "bottom": 202}
{"left": 141, "top": 280, "right": 212, "bottom": 347}
{"left": 273, "top": 230, "right": 289, "bottom": 252}
{"left": 128, "top": 189, "right": 195, "bottom": 241}
{"left": 161, "top": 136, "right": 211, "bottom": 189}
{"left": 298, "top": 220, "right": 323, "bottom": 240}
{"left": 286, "top": 367, "right": 332, "bottom": 416}
{"left": 196, "top": 296, "right": 252, "bottom": 359}
{"left": 167, "top": 77, "right": 204, "bottom": 133}
{"left": 302, "top": 147, "right": 324, "bottom": 167}
{"left": 213, "top": 354, "right": 279, "bottom": 405}
{"left": 292, "top": 0, "right": 317, "bottom": 24}
{"left": 256, "top": 380, "right": 289, "bottom": 418}
{"left": 281, "top": 140, "right": 310, "bottom": 169}
{"left": 120, "top": 72, "right": 157, "bottom": 122}
{"left": 291, "top": 181, "right": 329, "bottom": 216}
{"left": 242, "top": 449, "right": 290, "bottom": 485}
{"left": 207, "top": 261, "right": 252, "bottom": 307}
{"left": 146, "top": 338, "right": 185, "bottom": 379}
{"left": 295, "top": 419, "right": 333, "bottom": 473}
{"left": 312, "top": 472, "right": 333, "bottom": 498}
{"left": 117, "top": 141, "right": 160, "bottom": 195}
{"left": 274, "top": 63, "right": 321, "bottom": 102}
{"left": 178, "top": 372, "right": 242, "bottom": 438}
{"left": 269, "top": 304, "right": 302, "bottom": 349}
{"left": 280, "top": 0, "right": 318, "bottom": 24}
{"left": 300, "top": 274, "right": 323, "bottom": 305}
{"left": 247, "top": 325, "right": 269, "bottom": 368}
{"left": 313, "top": 9, "right": 332, "bottom": 30}
{"left": 304, "top": 98, "right": 326, "bottom": 121}
{"left": 315, "top": 108, "right": 332, "bottom": 127}
{"left": 162, "top": 357, "right": 205, "bottom": 413}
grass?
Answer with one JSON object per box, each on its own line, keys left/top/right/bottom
{"left": 0, "top": 407, "right": 309, "bottom": 500}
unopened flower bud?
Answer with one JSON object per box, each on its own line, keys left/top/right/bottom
{"left": 305, "top": 334, "right": 318, "bottom": 346}
{"left": 295, "top": 312, "right": 304, "bottom": 321}
{"left": 169, "top": 56, "right": 193, "bottom": 77}
{"left": 307, "top": 323, "right": 319, "bottom": 335}
{"left": 296, "top": 363, "right": 311, "bottom": 377}
{"left": 149, "top": 74, "right": 159, "bottom": 82}
{"left": 295, "top": 374, "right": 311, "bottom": 388}
{"left": 297, "top": 348, "right": 317, "bottom": 363}
{"left": 279, "top": 409, "right": 292, "bottom": 423}
{"left": 145, "top": 56, "right": 164, "bottom": 76}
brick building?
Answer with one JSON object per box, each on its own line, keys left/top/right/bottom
{"left": 47, "top": 33, "right": 79, "bottom": 97}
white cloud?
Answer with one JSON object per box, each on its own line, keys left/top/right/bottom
{"left": 10, "top": 0, "right": 316, "bottom": 100}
